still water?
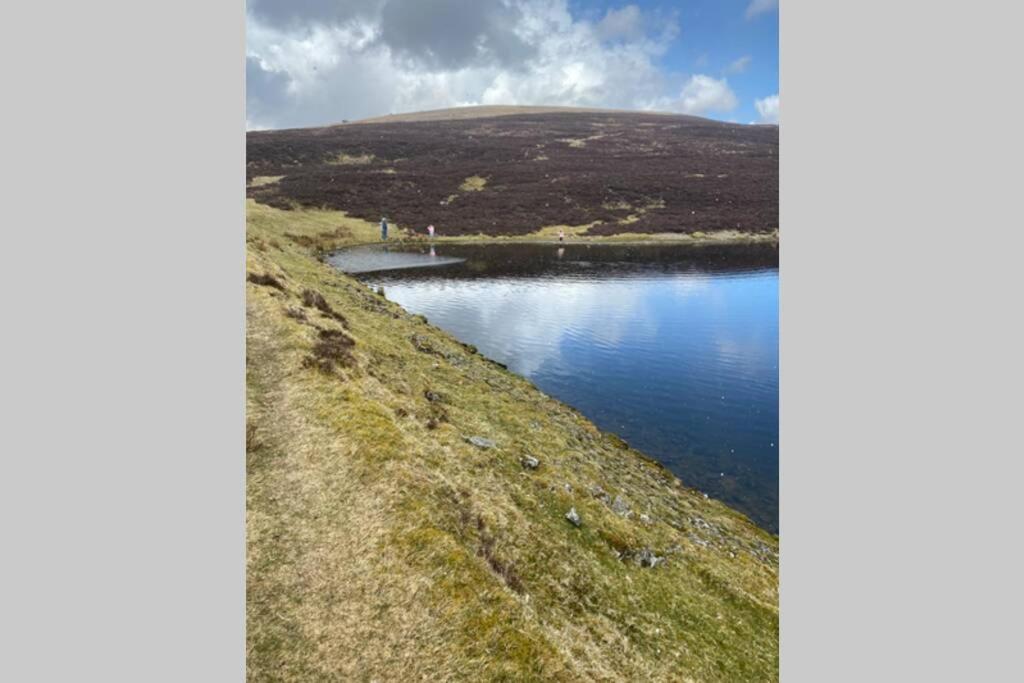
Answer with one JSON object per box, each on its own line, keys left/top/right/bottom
{"left": 329, "top": 243, "right": 779, "bottom": 532}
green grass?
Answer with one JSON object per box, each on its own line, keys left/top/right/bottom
{"left": 246, "top": 199, "right": 778, "bottom": 681}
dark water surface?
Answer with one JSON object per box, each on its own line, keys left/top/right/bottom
{"left": 329, "top": 242, "right": 779, "bottom": 532}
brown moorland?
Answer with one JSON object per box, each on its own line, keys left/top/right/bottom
{"left": 246, "top": 108, "right": 777, "bottom": 238}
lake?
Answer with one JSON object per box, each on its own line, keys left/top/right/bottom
{"left": 328, "top": 242, "right": 779, "bottom": 532}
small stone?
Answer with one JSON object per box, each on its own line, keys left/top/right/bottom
{"left": 521, "top": 455, "right": 540, "bottom": 470}
{"left": 639, "top": 513, "right": 651, "bottom": 525}
{"left": 634, "top": 548, "right": 663, "bottom": 568}
{"left": 611, "top": 495, "right": 632, "bottom": 518}
{"left": 466, "top": 436, "right": 496, "bottom": 449}
{"left": 424, "top": 390, "right": 442, "bottom": 402}
{"left": 563, "top": 483, "right": 573, "bottom": 493}
{"left": 565, "top": 507, "right": 581, "bottom": 527}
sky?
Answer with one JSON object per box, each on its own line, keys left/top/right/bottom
{"left": 246, "top": 0, "right": 778, "bottom": 130}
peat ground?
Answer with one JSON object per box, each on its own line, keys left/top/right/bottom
{"left": 247, "top": 110, "right": 778, "bottom": 238}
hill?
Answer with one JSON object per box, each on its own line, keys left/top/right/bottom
{"left": 246, "top": 108, "right": 779, "bottom": 681}
{"left": 247, "top": 108, "right": 777, "bottom": 238}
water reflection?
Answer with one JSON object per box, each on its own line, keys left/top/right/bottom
{"left": 333, "top": 242, "right": 779, "bottom": 532}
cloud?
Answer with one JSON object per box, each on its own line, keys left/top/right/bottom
{"left": 596, "top": 5, "right": 644, "bottom": 42}
{"left": 378, "top": 0, "right": 535, "bottom": 69}
{"left": 724, "top": 55, "right": 751, "bottom": 75}
{"left": 247, "top": 0, "right": 381, "bottom": 29}
{"left": 755, "top": 94, "right": 779, "bottom": 123}
{"left": 745, "top": 0, "right": 778, "bottom": 20}
{"left": 246, "top": 0, "right": 694, "bottom": 129}
{"left": 673, "top": 75, "right": 738, "bottom": 115}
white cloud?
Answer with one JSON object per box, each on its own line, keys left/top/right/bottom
{"left": 246, "top": 0, "right": 696, "bottom": 129}
{"left": 755, "top": 94, "right": 779, "bottom": 123}
{"left": 745, "top": 0, "right": 778, "bottom": 20}
{"left": 724, "top": 55, "right": 751, "bottom": 75}
{"left": 596, "top": 5, "right": 644, "bottom": 42}
{"left": 672, "top": 75, "right": 739, "bottom": 116}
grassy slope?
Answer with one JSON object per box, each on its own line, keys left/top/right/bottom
{"left": 246, "top": 200, "right": 779, "bottom": 681}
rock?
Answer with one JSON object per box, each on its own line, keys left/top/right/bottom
{"left": 565, "top": 507, "right": 581, "bottom": 527}
{"left": 639, "top": 513, "right": 652, "bottom": 525}
{"left": 521, "top": 455, "right": 540, "bottom": 470}
{"left": 466, "top": 436, "right": 496, "bottom": 449}
{"left": 589, "top": 485, "right": 611, "bottom": 503}
{"left": 633, "top": 548, "right": 663, "bottom": 568}
{"left": 611, "top": 495, "right": 632, "bottom": 518}
{"left": 563, "top": 483, "right": 573, "bottom": 493}
{"left": 424, "top": 389, "right": 442, "bottom": 402}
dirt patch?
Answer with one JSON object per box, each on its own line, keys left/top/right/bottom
{"left": 247, "top": 272, "right": 285, "bottom": 291}
{"left": 303, "top": 327, "right": 356, "bottom": 373}
{"left": 301, "top": 288, "right": 349, "bottom": 325}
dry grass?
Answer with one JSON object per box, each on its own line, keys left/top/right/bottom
{"left": 248, "top": 175, "right": 284, "bottom": 187}
{"left": 459, "top": 175, "right": 488, "bottom": 192}
{"left": 246, "top": 199, "right": 778, "bottom": 681}
{"left": 329, "top": 152, "right": 376, "bottom": 165}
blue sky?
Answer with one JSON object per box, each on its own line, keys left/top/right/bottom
{"left": 569, "top": 0, "right": 778, "bottom": 123}
{"left": 246, "top": 1, "right": 779, "bottom": 129}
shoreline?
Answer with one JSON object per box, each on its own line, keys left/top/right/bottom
{"left": 246, "top": 197, "right": 779, "bottom": 679}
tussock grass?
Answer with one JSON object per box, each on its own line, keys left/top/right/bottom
{"left": 459, "top": 175, "right": 488, "bottom": 191}
{"left": 329, "top": 152, "right": 376, "bottom": 165}
{"left": 247, "top": 199, "right": 778, "bottom": 681}
{"left": 248, "top": 175, "right": 284, "bottom": 187}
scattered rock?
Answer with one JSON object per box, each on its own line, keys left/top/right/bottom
{"left": 565, "top": 508, "right": 581, "bottom": 527}
{"left": 563, "top": 483, "right": 573, "bottom": 493}
{"left": 410, "top": 334, "right": 440, "bottom": 355}
{"left": 633, "top": 548, "right": 663, "bottom": 568}
{"left": 611, "top": 495, "right": 632, "bottom": 518}
{"left": 466, "top": 436, "right": 496, "bottom": 449}
{"left": 521, "top": 455, "right": 540, "bottom": 470}
{"left": 620, "top": 547, "right": 664, "bottom": 568}
{"left": 639, "top": 513, "right": 652, "bottom": 525}
{"left": 589, "top": 485, "right": 611, "bottom": 503}
{"left": 424, "top": 389, "right": 443, "bottom": 403}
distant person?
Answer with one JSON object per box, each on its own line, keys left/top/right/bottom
{"left": 380, "top": 216, "right": 388, "bottom": 241}
{"left": 558, "top": 228, "right": 565, "bottom": 243}
{"left": 427, "top": 224, "right": 435, "bottom": 240}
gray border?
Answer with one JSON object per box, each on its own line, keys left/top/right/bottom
{"left": 782, "top": 0, "right": 1021, "bottom": 679}
{"left": 3, "top": 0, "right": 1021, "bottom": 679}
{"left": 0, "top": 1, "right": 244, "bottom": 679}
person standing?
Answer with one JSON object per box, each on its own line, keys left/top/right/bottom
{"left": 427, "top": 224, "right": 435, "bottom": 240}
{"left": 380, "top": 216, "right": 388, "bottom": 241}
{"left": 558, "top": 228, "right": 565, "bottom": 243}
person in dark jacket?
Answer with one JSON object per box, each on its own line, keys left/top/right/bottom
{"left": 380, "top": 216, "right": 388, "bottom": 240}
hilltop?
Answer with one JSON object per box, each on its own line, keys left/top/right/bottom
{"left": 247, "top": 107, "right": 777, "bottom": 239}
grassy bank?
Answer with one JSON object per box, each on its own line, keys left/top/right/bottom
{"left": 246, "top": 200, "right": 779, "bottom": 681}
